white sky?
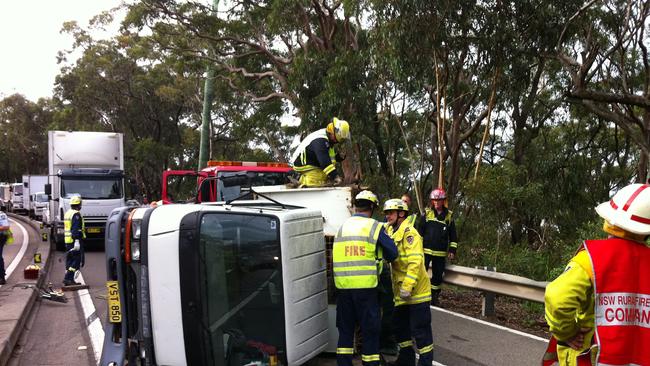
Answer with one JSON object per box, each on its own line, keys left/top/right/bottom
{"left": 0, "top": 1, "right": 123, "bottom": 102}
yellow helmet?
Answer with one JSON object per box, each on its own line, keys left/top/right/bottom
{"left": 355, "top": 190, "right": 378, "bottom": 206}
{"left": 383, "top": 198, "right": 408, "bottom": 212}
{"left": 595, "top": 183, "right": 650, "bottom": 235}
{"left": 70, "top": 195, "right": 82, "bottom": 205}
{"left": 326, "top": 117, "right": 350, "bottom": 142}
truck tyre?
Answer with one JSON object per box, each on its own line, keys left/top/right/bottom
{"left": 52, "top": 228, "right": 65, "bottom": 251}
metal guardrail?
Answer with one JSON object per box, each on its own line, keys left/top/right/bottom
{"left": 442, "top": 264, "right": 548, "bottom": 303}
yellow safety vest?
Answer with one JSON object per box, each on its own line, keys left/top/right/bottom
{"left": 386, "top": 221, "right": 431, "bottom": 306}
{"left": 64, "top": 209, "right": 86, "bottom": 244}
{"left": 333, "top": 216, "right": 382, "bottom": 289}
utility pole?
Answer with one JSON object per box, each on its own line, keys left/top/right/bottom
{"left": 198, "top": 0, "right": 219, "bottom": 171}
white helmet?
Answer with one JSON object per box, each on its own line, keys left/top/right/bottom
{"left": 595, "top": 183, "right": 650, "bottom": 235}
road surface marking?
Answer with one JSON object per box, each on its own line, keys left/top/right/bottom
{"left": 77, "top": 272, "right": 104, "bottom": 364}
{"left": 432, "top": 305, "right": 548, "bottom": 342}
{"left": 3, "top": 219, "right": 29, "bottom": 282}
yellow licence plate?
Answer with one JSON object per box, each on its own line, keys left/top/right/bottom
{"left": 106, "top": 281, "right": 122, "bottom": 323}
{"left": 87, "top": 227, "right": 102, "bottom": 234}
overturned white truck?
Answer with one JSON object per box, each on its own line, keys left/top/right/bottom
{"left": 101, "top": 186, "right": 354, "bottom": 366}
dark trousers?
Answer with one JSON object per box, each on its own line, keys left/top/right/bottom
{"left": 392, "top": 302, "right": 434, "bottom": 366}
{"left": 378, "top": 266, "right": 395, "bottom": 348}
{"left": 336, "top": 288, "right": 381, "bottom": 366}
{"left": 424, "top": 254, "right": 446, "bottom": 294}
{"left": 64, "top": 243, "right": 82, "bottom": 282}
{"left": 0, "top": 233, "right": 6, "bottom": 279}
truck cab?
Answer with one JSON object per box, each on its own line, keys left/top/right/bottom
{"left": 30, "top": 191, "right": 49, "bottom": 220}
{"left": 161, "top": 160, "right": 293, "bottom": 204}
{"left": 10, "top": 183, "right": 24, "bottom": 214}
{"left": 101, "top": 202, "right": 329, "bottom": 366}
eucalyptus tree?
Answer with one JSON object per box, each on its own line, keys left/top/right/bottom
{"left": 555, "top": 0, "right": 650, "bottom": 181}
{"left": 124, "top": 0, "right": 389, "bottom": 182}
{"left": 0, "top": 94, "right": 51, "bottom": 181}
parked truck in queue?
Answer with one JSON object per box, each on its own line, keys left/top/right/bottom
{"left": 46, "top": 130, "right": 125, "bottom": 250}
{"left": 22, "top": 174, "right": 48, "bottom": 219}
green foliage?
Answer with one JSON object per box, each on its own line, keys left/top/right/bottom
{"left": 1, "top": 0, "right": 647, "bottom": 283}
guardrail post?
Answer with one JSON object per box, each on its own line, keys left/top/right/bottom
{"left": 478, "top": 266, "right": 496, "bottom": 317}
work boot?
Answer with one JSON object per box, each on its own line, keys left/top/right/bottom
{"left": 0, "top": 277, "right": 6, "bottom": 285}
{"left": 63, "top": 280, "right": 81, "bottom": 286}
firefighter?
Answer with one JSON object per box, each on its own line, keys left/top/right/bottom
{"left": 400, "top": 193, "right": 418, "bottom": 227}
{"left": 333, "top": 190, "right": 398, "bottom": 366}
{"left": 290, "top": 117, "right": 350, "bottom": 187}
{"left": 544, "top": 183, "right": 650, "bottom": 366}
{"left": 0, "top": 211, "right": 9, "bottom": 285}
{"left": 383, "top": 198, "right": 434, "bottom": 366}
{"left": 418, "top": 187, "right": 458, "bottom": 306}
{"left": 63, "top": 195, "right": 85, "bottom": 286}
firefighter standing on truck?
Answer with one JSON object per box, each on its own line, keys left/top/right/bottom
{"left": 63, "top": 195, "right": 85, "bottom": 286}
{"left": 543, "top": 183, "right": 650, "bottom": 366}
{"left": 333, "top": 190, "right": 398, "bottom": 366}
{"left": 290, "top": 117, "right": 350, "bottom": 187}
{"left": 418, "top": 187, "right": 458, "bottom": 306}
{"left": 384, "top": 198, "right": 434, "bottom": 366}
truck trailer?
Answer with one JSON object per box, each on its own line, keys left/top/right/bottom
{"left": 46, "top": 130, "right": 125, "bottom": 250}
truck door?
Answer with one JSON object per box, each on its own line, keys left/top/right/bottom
{"left": 161, "top": 170, "right": 209, "bottom": 203}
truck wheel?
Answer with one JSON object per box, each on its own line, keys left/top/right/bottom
{"left": 52, "top": 229, "right": 65, "bottom": 251}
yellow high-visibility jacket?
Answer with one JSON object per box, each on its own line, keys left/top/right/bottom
{"left": 544, "top": 250, "right": 596, "bottom": 366}
{"left": 386, "top": 220, "right": 431, "bottom": 306}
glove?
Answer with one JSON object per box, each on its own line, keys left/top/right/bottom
{"left": 335, "top": 153, "right": 346, "bottom": 162}
{"left": 72, "top": 239, "right": 81, "bottom": 252}
{"left": 399, "top": 288, "right": 411, "bottom": 299}
{"left": 332, "top": 176, "right": 343, "bottom": 186}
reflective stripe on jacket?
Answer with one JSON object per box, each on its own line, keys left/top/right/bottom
{"left": 419, "top": 207, "right": 458, "bottom": 256}
{"left": 64, "top": 209, "right": 85, "bottom": 244}
{"left": 544, "top": 249, "right": 595, "bottom": 366}
{"left": 386, "top": 220, "right": 431, "bottom": 306}
{"left": 290, "top": 129, "right": 337, "bottom": 177}
{"left": 333, "top": 216, "right": 382, "bottom": 289}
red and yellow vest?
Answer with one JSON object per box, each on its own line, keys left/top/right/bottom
{"left": 586, "top": 238, "right": 650, "bottom": 365}
{"left": 543, "top": 238, "right": 650, "bottom": 365}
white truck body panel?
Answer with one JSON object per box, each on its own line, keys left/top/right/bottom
{"left": 254, "top": 185, "right": 353, "bottom": 235}
{"left": 145, "top": 203, "right": 329, "bottom": 365}
{"left": 253, "top": 185, "right": 355, "bottom": 353}
{"left": 47, "top": 131, "right": 125, "bottom": 242}
{"left": 146, "top": 205, "right": 197, "bottom": 366}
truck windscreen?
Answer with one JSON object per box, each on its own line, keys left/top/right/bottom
{"left": 180, "top": 212, "right": 286, "bottom": 365}
{"left": 35, "top": 194, "right": 49, "bottom": 203}
{"left": 61, "top": 178, "right": 123, "bottom": 199}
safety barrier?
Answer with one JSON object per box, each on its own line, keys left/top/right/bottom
{"left": 442, "top": 264, "right": 548, "bottom": 304}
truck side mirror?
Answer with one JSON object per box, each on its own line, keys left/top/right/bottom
{"left": 44, "top": 184, "right": 52, "bottom": 196}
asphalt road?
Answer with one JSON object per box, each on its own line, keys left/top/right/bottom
{"left": 3, "top": 217, "right": 549, "bottom": 366}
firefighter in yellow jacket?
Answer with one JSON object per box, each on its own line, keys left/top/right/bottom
{"left": 383, "top": 198, "right": 433, "bottom": 366}
{"left": 544, "top": 183, "right": 650, "bottom": 365}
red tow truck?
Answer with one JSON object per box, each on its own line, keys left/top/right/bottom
{"left": 161, "top": 160, "right": 293, "bottom": 204}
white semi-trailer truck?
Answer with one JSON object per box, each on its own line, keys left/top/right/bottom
{"left": 45, "top": 130, "right": 125, "bottom": 250}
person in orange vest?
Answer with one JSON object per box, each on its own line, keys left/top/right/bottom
{"left": 543, "top": 183, "right": 650, "bottom": 366}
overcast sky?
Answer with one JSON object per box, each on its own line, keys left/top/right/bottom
{"left": 0, "top": 1, "right": 123, "bottom": 102}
